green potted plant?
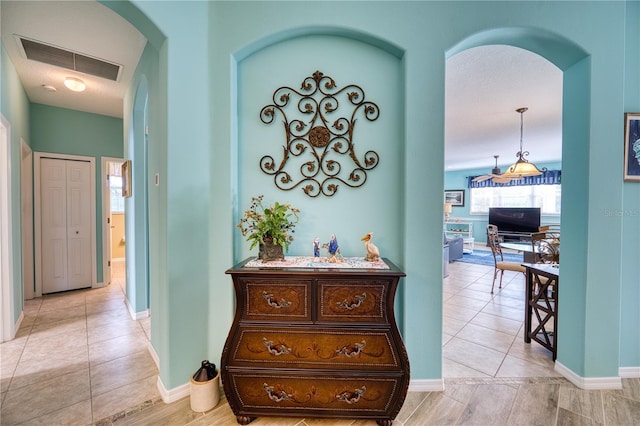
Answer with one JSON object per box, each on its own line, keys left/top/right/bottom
{"left": 237, "top": 195, "right": 300, "bottom": 261}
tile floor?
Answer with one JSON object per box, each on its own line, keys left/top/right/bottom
{"left": 1, "top": 261, "right": 158, "bottom": 425}
{"left": 2, "top": 258, "right": 639, "bottom": 425}
{"left": 442, "top": 256, "right": 559, "bottom": 377}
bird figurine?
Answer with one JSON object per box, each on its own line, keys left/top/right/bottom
{"left": 361, "top": 232, "right": 380, "bottom": 262}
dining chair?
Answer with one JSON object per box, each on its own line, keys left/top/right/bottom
{"left": 486, "top": 225, "right": 526, "bottom": 293}
{"left": 531, "top": 231, "right": 560, "bottom": 264}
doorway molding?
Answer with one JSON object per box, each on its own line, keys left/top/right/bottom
{"left": 34, "top": 151, "right": 97, "bottom": 297}
{"left": 443, "top": 28, "right": 618, "bottom": 389}
{"left": 1, "top": 114, "right": 16, "bottom": 341}
{"left": 21, "top": 139, "right": 34, "bottom": 300}
{"left": 101, "top": 156, "right": 124, "bottom": 289}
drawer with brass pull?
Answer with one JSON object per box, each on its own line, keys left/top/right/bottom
{"left": 226, "top": 327, "right": 399, "bottom": 369}
{"left": 240, "top": 278, "right": 311, "bottom": 322}
{"left": 318, "top": 280, "right": 388, "bottom": 323}
{"left": 225, "top": 372, "right": 404, "bottom": 415}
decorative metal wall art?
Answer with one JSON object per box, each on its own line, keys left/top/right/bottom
{"left": 259, "top": 70, "right": 381, "bottom": 197}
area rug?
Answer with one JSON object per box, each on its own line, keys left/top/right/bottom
{"left": 457, "top": 250, "right": 523, "bottom": 266}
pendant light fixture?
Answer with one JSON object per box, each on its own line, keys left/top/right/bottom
{"left": 501, "top": 107, "right": 545, "bottom": 179}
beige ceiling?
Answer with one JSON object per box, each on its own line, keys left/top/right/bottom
{"left": 1, "top": 1, "right": 562, "bottom": 171}
{"left": 446, "top": 45, "right": 563, "bottom": 171}
{"left": 1, "top": 1, "right": 146, "bottom": 119}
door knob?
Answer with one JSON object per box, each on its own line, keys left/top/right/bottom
{"left": 76, "top": 230, "right": 79, "bottom": 234}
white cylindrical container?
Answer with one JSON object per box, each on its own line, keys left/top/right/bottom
{"left": 189, "top": 371, "right": 220, "bottom": 412}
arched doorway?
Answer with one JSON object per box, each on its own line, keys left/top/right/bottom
{"left": 443, "top": 44, "right": 563, "bottom": 377}
{"left": 444, "top": 27, "right": 590, "bottom": 381}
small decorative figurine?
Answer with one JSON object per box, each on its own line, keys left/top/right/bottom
{"left": 313, "top": 237, "right": 320, "bottom": 257}
{"left": 322, "top": 234, "right": 343, "bottom": 263}
{"left": 361, "top": 232, "right": 380, "bottom": 262}
{"left": 328, "top": 234, "right": 339, "bottom": 256}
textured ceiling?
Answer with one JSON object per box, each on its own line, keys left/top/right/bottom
{"left": 1, "top": 2, "right": 562, "bottom": 170}
{"left": 446, "top": 45, "right": 563, "bottom": 171}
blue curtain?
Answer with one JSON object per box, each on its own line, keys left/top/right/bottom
{"left": 468, "top": 170, "right": 561, "bottom": 188}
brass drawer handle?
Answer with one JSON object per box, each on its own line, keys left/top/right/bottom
{"left": 262, "top": 291, "right": 291, "bottom": 309}
{"left": 263, "top": 383, "right": 292, "bottom": 402}
{"left": 336, "top": 386, "right": 366, "bottom": 404}
{"left": 336, "top": 292, "right": 367, "bottom": 310}
{"left": 336, "top": 340, "right": 366, "bottom": 357}
{"left": 262, "top": 337, "right": 291, "bottom": 356}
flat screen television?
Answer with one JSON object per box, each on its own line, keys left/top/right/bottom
{"left": 488, "top": 207, "right": 541, "bottom": 234}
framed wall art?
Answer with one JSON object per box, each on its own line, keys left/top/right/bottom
{"left": 444, "top": 189, "right": 465, "bottom": 207}
{"left": 624, "top": 112, "right": 640, "bottom": 182}
{"left": 121, "top": 160, "right": 132, "bottom": 197}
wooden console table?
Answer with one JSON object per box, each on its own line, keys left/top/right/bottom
{"left": 524, "top": 263, "right": 559, "bottom": 360}
{"left": 222, "top": 258, "right": 409, "bottom": 425}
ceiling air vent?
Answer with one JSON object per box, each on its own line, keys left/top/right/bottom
{"left": 19, "top": 37, "right": 121, "bottom": 81}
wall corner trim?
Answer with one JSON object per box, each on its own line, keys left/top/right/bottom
{"left": 555, "top": 361, "right": 622, "bottom": 390}
{"left": 157, "top": 376, "right": 190, "bottom": 404}
{"left": 619, "top": 367, "right": 640, "bottom": 378}
{"left": 150, "top": 343, "right": 191, "bottom": 404}
{"left": 125, "top": 296, "right": 149, "bottom": 320}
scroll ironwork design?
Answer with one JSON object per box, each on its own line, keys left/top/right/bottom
{"left": 259, "top": 70, "right": 380, "bottom": 197}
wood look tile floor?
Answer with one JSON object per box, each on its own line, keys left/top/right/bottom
{"left": 2, "top": 259, "right": 639, "bottom": 425}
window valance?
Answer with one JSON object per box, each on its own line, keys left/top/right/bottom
{"left": 467, "top": 169, "right": 561, "bottom": 188}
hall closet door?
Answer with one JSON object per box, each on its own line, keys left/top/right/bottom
{"left": 41, "top": 158, "right": 92, "bottom": 293}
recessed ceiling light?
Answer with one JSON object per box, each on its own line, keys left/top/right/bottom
{"left": 41, "top": 84, "right": 57, "bottom": 92}
{"left": 64, "top": 77, "right": 86, "bottom": 92}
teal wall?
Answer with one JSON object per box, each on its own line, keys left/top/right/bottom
{"left": 112, "top": 0, "right": 214, "bottom": 388}
{"left": 205, "top": 0, "right": 639, "bottom": 383}
{"left": 122, "top": 0, "right": 639, "bottom": 388}
{"left": 29, "top": 104, "right": 123, "bottom": 284}
{"left": 2, "top": 0, "right": 638, "bottom": 391}
{"left": 235, "top": 35, "right": 404, "bottom": 261}
{"left": 619, "top": 0, "right": 640, "bottom": 369}
{"left": 120, "top": 42, "right": 155, "bottom": 316}
{"left": 444, "top": 161, "right": 562, "bottom": 243}
{"left": 0, "top": 41, "right": 29, "bottom": 323}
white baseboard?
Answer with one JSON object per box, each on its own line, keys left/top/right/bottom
{"left": 152, "top": 341, "right": 197, "bottom": 404}
{"left": 12, "top": 311, "right": 24, "bottom": 341}
{"left": 148, "top": 341, "right": 160, "bottom": 370}
{"left": 149, "top": 342, "right": 188, "bottom": 403}
{"left": 125, "top": 296, "right": 149, "bottom": 320}
{"left": 555, "top": 361, "right": 622, "bottom": 389}
{"left": 409, "top": 378, "right": 445, "bottom": 392}
{"left": 157, "top": 376, "right": 190, "bottom": 404}
{"left": 619, "top": 366, "right": 640, "bottom": 378}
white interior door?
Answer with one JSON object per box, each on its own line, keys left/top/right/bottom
{"left": 41, "top": 158, "right": 92, "bottom": 293}
{"left": 66, "top": 160, "right": 92, "bottom": 289}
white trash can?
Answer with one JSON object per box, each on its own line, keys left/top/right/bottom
{"left": 189, "top": 371, "right": 220, "bottom": 412}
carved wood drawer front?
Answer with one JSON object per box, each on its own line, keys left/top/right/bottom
{"left": 227, "top": 373, "right": 401, "bottom": 414}
{"left": 318, "top": 281, "right": 387, "bottom": 323}
{"left": 228, "top": 328, "right": 398, "bottom": 369}
{"left": 242, "top": 279, "right": 311, "bottom": 322}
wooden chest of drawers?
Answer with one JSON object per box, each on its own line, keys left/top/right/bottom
{"left": 222, "top": 258, "right": 409, "bottom": 425}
